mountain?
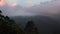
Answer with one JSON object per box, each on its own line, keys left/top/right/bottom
{"left": 10, "top": 15, "right": 60, "bottom": 34}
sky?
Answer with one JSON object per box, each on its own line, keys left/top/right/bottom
{"left": 0, "top": 0, "right": 60, "bottom": 16}
{"left": 7, "top": 0, "right": 52, "bottom": 7}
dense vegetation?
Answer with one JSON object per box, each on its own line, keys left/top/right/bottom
{"left": 24, "top": 20, "right": 39, "bottom": 34}
{"left": 0, "top": 10, "right": 39, "bottom": 34}
{"left": 0, "top": 10, "right": 24, "bottom": 34}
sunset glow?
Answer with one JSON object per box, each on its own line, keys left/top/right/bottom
{"left": 10, "top": 3, "right": 17, "bottom": 7}
{"left": 0, "top": 0, "right": 56, "bottom": 16}
{"left": 0, "top": 0, "right": 6, "bottom": 6}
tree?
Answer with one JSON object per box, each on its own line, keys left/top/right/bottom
{"left": 0, "top": 10, "right": 2, "bottom": 19}
{"left": 0, "top": 10, "right": 2, "bottom": 13}
{"left": 24, "top": 20, "right": 39, "bottom": 34}
{"left": 0, "top": 10, "right": 24, "bottom": 34}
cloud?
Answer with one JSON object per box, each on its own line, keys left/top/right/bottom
{"left": 1, "top": 0, "right": 60, "bottom": 16}
{"left": 10, "top": 3, "right": 17, "bottom": 7}
{"left": 7, "top": 0, "right": 18, "bottom": 4}
{"left": 0, "top": 0, "right": 6, "bottom": 6}
{"left": 19, "top": 0, "right": 52, "bottom": 8}
{"left": 22, "top": 0, "right": 60, "bottom": 16}
{"left": 22, "top": 0, "right": 35, "bottom": 8}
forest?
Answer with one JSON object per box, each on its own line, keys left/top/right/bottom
{"left": 0, "top": 10, "right": 39, "bottom": 34}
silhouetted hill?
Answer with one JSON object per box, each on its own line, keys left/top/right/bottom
{"left": 0, "top": 10, "right": 25, "bottom": 34}
{"left": 10, "top": 15, "right": 60, "bottom": 34}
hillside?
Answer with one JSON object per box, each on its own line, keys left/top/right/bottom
{"left": 10, "top": 15, "right": 60, "bottom": 34}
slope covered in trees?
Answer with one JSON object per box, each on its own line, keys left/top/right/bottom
{"left": 24, "top": 20, "right": 39, "bottom": 34}
{"left": 0, "top": 10, "right": 24, "bottom": 34}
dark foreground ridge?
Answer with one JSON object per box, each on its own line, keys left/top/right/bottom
{"left": 1, "top": 10, "right": 60, "bottom": 34}
{"left": 0, "top": 10, "right": 39, "bottom": 34}
{"left": 0, "top": 10, "right": 24, "bottom": 34}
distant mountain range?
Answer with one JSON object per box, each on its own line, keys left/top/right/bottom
{"left": 10, "top": 15, "right": 60, "bottom": 34}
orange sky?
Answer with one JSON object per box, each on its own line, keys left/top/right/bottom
{"left": 0, "top": 0, "right": 17, "bottom": 7}
{"left": 10, "top": 3, "right": 17, "bottom": 7}
{"left": 0, "top": 0, "right": 6, "bottom": 6}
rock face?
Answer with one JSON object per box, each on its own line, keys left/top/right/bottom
{"left": 24, "top": 20, "right": 39, "bottom": 34}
